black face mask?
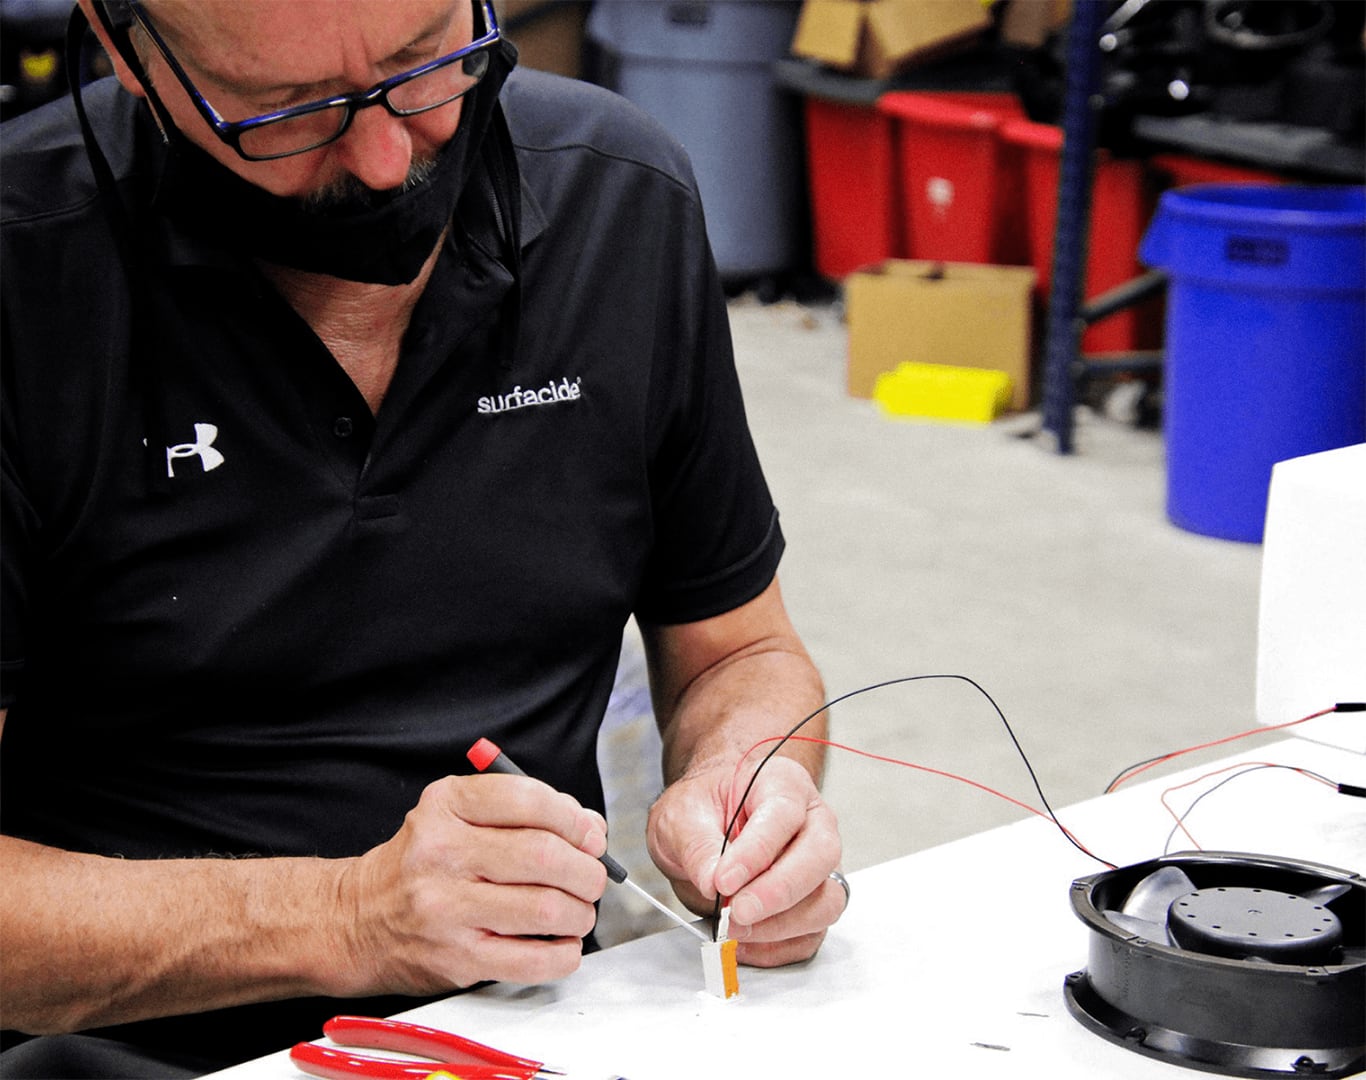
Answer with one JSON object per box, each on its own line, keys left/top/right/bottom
{"left": 148, "top": 40, "right": 515, "bottom": 285}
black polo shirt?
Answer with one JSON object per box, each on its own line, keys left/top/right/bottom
{"left": 0, "top": 68, "right": 782, "bottom": 1060}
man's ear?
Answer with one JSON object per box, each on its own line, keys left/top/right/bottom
{"left": 76, "top": 0, "right": 148, "bottom": 100}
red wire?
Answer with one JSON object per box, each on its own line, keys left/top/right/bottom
{"left": 733, "top": 734, "right": 1113, "bottom": 866}
{"left": 1158, "top": 761, "right": 1338, "bottom": 849}
{"left": 1105, "top": 706, "right": 1337, "bottom": 793}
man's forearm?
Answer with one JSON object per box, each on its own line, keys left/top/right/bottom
{"left": 640, "top": 582, "right": 844, "bottom": 963}
{"left": 1, "top": 768, "right": 612, "bottom": 1035}
{"left": 0, "top": 834, "right": 357, "bottom": 1034}
{"left": 653, "top": 639, "right": 827, "bottom": 787}
{"left": 639, "top": 578, "right": 828, "bottom": 788}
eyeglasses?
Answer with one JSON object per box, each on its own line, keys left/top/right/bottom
{"left": 117, "top": 0, "right": 500, "bottom": 162}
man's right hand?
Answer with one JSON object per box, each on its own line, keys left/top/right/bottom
{"left": 337, "top": 773, "right": 610, "bottom": 995}
{"left": 0, "top": 756, "right": 609, "bottom": 1035}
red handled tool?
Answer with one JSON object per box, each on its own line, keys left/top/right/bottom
{"left": 467, "top": 738, "right": 709, "bottom": 941}
{"left": 289, "top": 1015, "right": 556, "bottom": 1080}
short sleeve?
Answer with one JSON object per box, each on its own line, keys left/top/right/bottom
{"left": 632, "top": 198, "right": 784, "bottom": 625}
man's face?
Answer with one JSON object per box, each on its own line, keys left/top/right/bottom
{"left": 131, "top": 0, "right": 475, "bottom": 200}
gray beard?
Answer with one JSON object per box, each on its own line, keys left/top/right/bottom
{"left": 301, "top": 153, "right": 440, "bottom": 213}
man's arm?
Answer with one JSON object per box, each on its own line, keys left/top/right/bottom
{"left": 0, "top": 705, "right": 610, "bottom": 1034}
{"left": 640, "top": 577, "right": 846, "bottom": 967}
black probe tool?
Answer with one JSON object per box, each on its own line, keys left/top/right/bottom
{"left": 466, "top": 738, "right": 709, "bottom": 941}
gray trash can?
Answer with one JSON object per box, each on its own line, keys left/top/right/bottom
{"left": 587, "top": 0, "right": 804, "bottom": 286}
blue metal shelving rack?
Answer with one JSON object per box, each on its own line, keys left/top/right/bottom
{"left": 1040, "top": 0, "right": 1107, "bottom": 453}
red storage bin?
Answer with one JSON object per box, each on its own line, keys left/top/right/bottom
{"left": 877, "top": 91, "right": 1029, "bottom": 265}
{"left": 803, "top": 97, "right": 901, "bottom": 280}
{"left": 1001, "top": 117, "right": 1161, "bottom": 354}
{"left": 1148, "top": 153, "right": 1285, "bottom": 191}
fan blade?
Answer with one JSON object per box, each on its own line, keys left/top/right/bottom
{"left": 1104, "top": 911, "right": 1176, "bottom": 945}
{"left": 1120, "top": 866, "right": 1198, "bottom": 923}
{"left": 1303, "top": 883, "right": 1351, "bottom": 906}
{"left": 1339, "top": 946, "right": 1366, "bottom": 965}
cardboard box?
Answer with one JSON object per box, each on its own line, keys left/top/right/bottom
{"left": 500, "top": 0, "right": 589, "bottom": 79}
{"left": 845, "top": 260, "right": 1037, "bottom": 410}
{"left": 999, "top": 0, "right": 1071, "bottom": 49}
{"left": 791, "top": 0, "right": 992, "bottom": 80}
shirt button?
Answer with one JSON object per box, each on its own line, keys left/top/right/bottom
{"left": 333, "top": 416, "right": 354, "bottom": 438}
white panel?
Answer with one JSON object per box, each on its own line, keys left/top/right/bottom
{"left": 1256, "top": 443, "right": 1366, "bottom": 752}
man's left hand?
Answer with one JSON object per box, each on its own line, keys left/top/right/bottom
{"left": 647, "top": 754, "right": 844, "bottom": 966}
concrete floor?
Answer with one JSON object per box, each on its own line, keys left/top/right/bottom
{"left": 596, "top": 292, "right": 1271, "bottom": 943}
{"left": 729, "top": 293, "right": 1266, "bottom": 867}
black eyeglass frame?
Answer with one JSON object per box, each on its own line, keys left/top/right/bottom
{"left": 110, "top": 0, "right": 501, "bottom": 162}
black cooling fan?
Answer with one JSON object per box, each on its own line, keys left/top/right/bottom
{"left": 1064, "top": 851, "right": 1365, "bottom": 1078}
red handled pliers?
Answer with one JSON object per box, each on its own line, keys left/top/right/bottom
{"left": 290, "top": 1015, "right": 562, "bottom": 1080}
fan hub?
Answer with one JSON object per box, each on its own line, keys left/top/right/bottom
{"left": 1167, "top": 886, "right": 1343, "bottom": 963}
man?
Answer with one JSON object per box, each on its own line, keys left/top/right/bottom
{"left": 0, "top": 0, "right": 844, "bottom": 1075}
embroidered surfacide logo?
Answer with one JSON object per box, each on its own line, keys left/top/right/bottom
{"left": 477, "top": 377, "right": 582, "bottom": 415}
{"left": 165, "top": 423, "right": 225, "bottom": 477}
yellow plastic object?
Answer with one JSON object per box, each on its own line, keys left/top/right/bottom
{"left": 701, "top": 937, "right": 740, "bottom": 1000}
{"left": 873, "top": 362, "right": 1014, "bottom": 424}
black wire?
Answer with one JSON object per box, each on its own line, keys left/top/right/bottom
{"left": 709, "top": 673, "right": 1111, "bottom": 938}
{"left": 1103, "top": 753, "right": 1170, "bottom": 794}
{"left": 1104, "top": 703, "right": 1347, "bottom": 793}
{"left": 1162, "top": 763, "right": 1337, "bottom": 855}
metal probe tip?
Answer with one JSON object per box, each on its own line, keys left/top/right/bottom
{"left": 619, "top": 875, "right": 710, "bottom": 941}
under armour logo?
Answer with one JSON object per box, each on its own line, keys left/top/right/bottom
{"left": 165, "top": 423, "right": 225, "bottom": 478}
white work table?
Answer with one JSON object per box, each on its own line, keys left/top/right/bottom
{"left": 209, "top": 736, "right": 1364, "bottom": 1080}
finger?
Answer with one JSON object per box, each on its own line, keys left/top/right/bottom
{"left": 463, "top": 931, "right": 587, "bottom": 986}
{"left": 645, "top": 778, "right": 729, "bottom": 903}
{"left": 378, "top": 925, "right": 590, "bottom": 993}
{"left": 735, "top": 928, "right": 829, "bottom": 969}
{"left": 462, "top": 881, "right": 602, "bottom": 940}
{"left": 725, "top": 797, "right": 840, "bottom": 928}
{"left": 400, "top": 779, "right": 608, "bottom": 904}
{"left": 712, "top": 758, "right": 821, "bottom": 898}
{"left": 713, "top": 788, "right": 805, "bottom": 899}
{"left": 714, "top": 774, "right": 839, "bottom": 910}
{"left": 440, "top": 775, "right": 608, "bottom": 857}
{"left": 730, "top": 867, "right": 848, "bottom": 945}
{"left": 470, "top": 826, "right": 608, "bottom": 903}
{"left": 664, "top": 876, "right": 720, "bottom": 920}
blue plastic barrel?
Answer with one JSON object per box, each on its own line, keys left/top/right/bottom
{"left": 1140, "top": 185, "right": 1366, "bottom": 542}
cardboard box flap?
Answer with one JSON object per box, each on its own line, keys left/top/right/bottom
{"left": 874, "top": 260, "right": 1036, "bottom": 287}
{"left": 866, "top": 0, "right": 992, "bottom": 61}
{"left": 791, "top": 0, "right": 864, "bottom": 69}
{"left": 792, "top": 0, "right": 993, "bottom": 79}
{"left": 1000, "top": 0, "right": 1072, "bottom": 49}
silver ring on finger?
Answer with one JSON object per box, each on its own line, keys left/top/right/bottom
{"left": 829, "top": 869, "right": 850, "bottom": 911}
